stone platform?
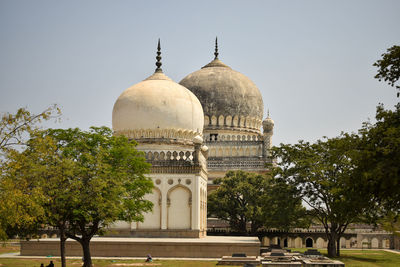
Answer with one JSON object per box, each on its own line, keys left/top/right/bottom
{"left": 21, "top": 236, "right": 260, "bottom": 258}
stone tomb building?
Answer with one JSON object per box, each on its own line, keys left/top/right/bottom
{"left": 112, "top": 42, "right": 207, "bottom": 238}
{"left": 180, "top": 43, "right": 274, "bottom": 186}
{"left": 110, "top": 40, "right": 273, "bottom": 237}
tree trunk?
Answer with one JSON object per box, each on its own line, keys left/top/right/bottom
{"left": 80, "top": 238, "right": 92, "bottom": 267}
{"left": 59, "top": 226, "right": 67, "bottom": 267}
{"left": 327, "top": 237, "right": 336, "bottom": 258}
{"left": 326, "top": 227, "right": 339, "bottom": 258}
{"left": 237, "top": 218, "right": 247, "bottom": 235}
{"left": 336, "top": 237, "right": 340, "bottom": 257}
{"left": 250, "top": 222, "right": 259, "bottom": 236}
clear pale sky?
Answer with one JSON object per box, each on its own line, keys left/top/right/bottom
{"left": 1, "top": 0, "right": 399, "bottom": 145}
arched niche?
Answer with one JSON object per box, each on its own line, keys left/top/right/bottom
{"left": 226, "top": 116, "right": 232, "bottom": 127}
{"left": 250, "top": 118, "right": 255, "bottom": 128}
{"left": 204, "top": 116, "right": 210, "bottom": 126}
{"left": 217, "top": 148, "right": 223, "bottom": 157}
{"left": 138, "top": 187, "right": 161, "bottom": 229}
{"left": 167, "top": 185, "right": 191, "bottom": 229}
{"left": 245, "top": 116, "right": 251, "bottom": 128}
{"left": 211, "top": 116, "right": 217, "bottom": 126}
{"left": 239, "top": 116, "right": 245, "bottom": 127}
{"left": 233, "top": 115, "right": 239, "bottom": 127}
{"left": 262, "top": 237, "right": 270, "bottom": 246}
{"left": 225, "top": 147, "right": 230, "bottom": 157}
{"left": 294, "top": 237, "right": 302, "bottom": 248}
{"left": 218, "top": 115, "right": 224, "bottom": 126}
{"left": 245, "top": 147, "right": 250, "bottom": 156}
{"left": 383, "top": 238, "right": 390, "bottom": 248}
{"left": 238, "top": 147, "right": 244, "bottom": 156}
{"left": 316, "top": 237, "right": 325, "bottom": 248}
{"left": 209, "top": 148, "right": 216, "bottom": 157}
{"left": 232, "top": 147, "right": 238, "bottom": 157}
{"left": 371, "top": 237, "right": 379, "bottom": 248}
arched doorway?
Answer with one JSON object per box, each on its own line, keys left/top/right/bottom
{"left": 283, "top": 238, "right": 288, "bottom": 248}
{"left": 306, "top": 238, "right": 313, "bottom": 248}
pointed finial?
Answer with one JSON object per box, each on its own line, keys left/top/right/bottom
{"left": 155, "top": 39, "right": 162, "bottom": 73}
{"left": 214, "top": 37, "right": 219, "bottom": 60}
{"left": 267, "top": 109, "right": 270, "bottom": 118}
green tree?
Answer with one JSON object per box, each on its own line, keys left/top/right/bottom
{"left": 378, "top": 212, "right": 400, "bottom": 238}
{"left": 270, "top": 135, "right": 372, "bottom": 257}
{"left": 373, "top": 45, "right": 400, "bottom": 97}
{"left": 0, "top": 105, "right": 60, "bottom": 240}
{"left": 262, "top": 176, "right": 309, "bottom": 232}
{"left": 1, "top": 127, "right": 154, "bottom": 267}
{"left": 208, "top": 170, "right": 306, "bottom": 235}
{"left": 0, "top": 148, "right": 46, "bottom": 240}
{"left": 356, "top": 103, "right": 400, "bottom": 217}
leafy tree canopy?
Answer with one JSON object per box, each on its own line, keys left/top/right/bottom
{"left": 208, "top": 170, "right": 306, "bottom": 235}
{"left": 0, "top": 105, "right": 60, "bottom": 240}
{"left": 356, "top": 103, "right": 400, "bottom": 215}
{"left": 270, "top": 135, "right": 373, "bottom": 257}
{"left": 0, "top": 127, "right": 153, "bottom": 267}
{"left": 373, "top": 45, "right": 400, "bottom": 97}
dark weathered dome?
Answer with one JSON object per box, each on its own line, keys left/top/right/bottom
{"left": 179, "top": 58, "right": 264, "bottom": 131}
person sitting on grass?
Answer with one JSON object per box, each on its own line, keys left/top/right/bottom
{"left": 46, "top": 260, "right": 54, "bottom": 267}
{"left": 146, "top": 254, "right": 152, "bottom": 262}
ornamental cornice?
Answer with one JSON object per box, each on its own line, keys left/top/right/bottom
{"left": 114, "top": 128, "right": 200, "bottom": 142}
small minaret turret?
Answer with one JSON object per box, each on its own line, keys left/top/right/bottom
{"left": 262, "top": 110, "right": 274, "bottom": 159}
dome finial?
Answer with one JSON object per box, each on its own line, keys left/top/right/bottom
{"left": 155, "top": 38, "right": 162, "bottom": 73}
{"left": 214, "top": 37, "right": 219, "bottom": 60}
{"left": 267, "top": 109, "right": 270, "bottom": 118}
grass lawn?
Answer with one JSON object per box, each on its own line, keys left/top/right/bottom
{"left": 329, "top": 249, "right": 400, "bottom": 267}
{"left": 288, "top": 248, "right": 400, "bottom": 267}
{"left": 0, "top": 258, "right": 218, "bottom": 267}
{"left": 0, "top": 243, "right": 19, "bottom": 254}
{"left": 0, "top": 248, "right": 399, "bottom": 266}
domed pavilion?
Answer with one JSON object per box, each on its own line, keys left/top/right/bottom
{"left": 112, "top": 40, "right": 208, "bottom": 238}
{"left": 180, "top": 39, "right": 274, "bottom": 187}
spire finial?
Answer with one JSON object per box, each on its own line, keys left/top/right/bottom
{"left": 214, "top": 37, "right": 219, "bottom": 60}
{"left": 267, "top": 109, "right": 270, "bottom": 118}
{"left": 155, "top": 38, "right": 162, "bottom": 73}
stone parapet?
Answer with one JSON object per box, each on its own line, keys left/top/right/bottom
{"left": 208, "top": 158, "right": 269, "bottom": 171}
{"left": 104, "top": 229, "right": 205, "bottom": 238}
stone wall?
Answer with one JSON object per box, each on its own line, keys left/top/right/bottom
{"left": 21, "top": 237, "right": 260, "bottom": 258}
{"left": 258, "top": 231, "right": 394, "bottom": 249}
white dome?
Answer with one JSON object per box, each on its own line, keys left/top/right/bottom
{"left": 112, "top": 71, "right": 204, "bottom": 142}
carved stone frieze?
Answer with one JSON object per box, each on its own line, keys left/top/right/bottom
{"left": 114, "top": 128, "right": 200, "bottom": 143}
